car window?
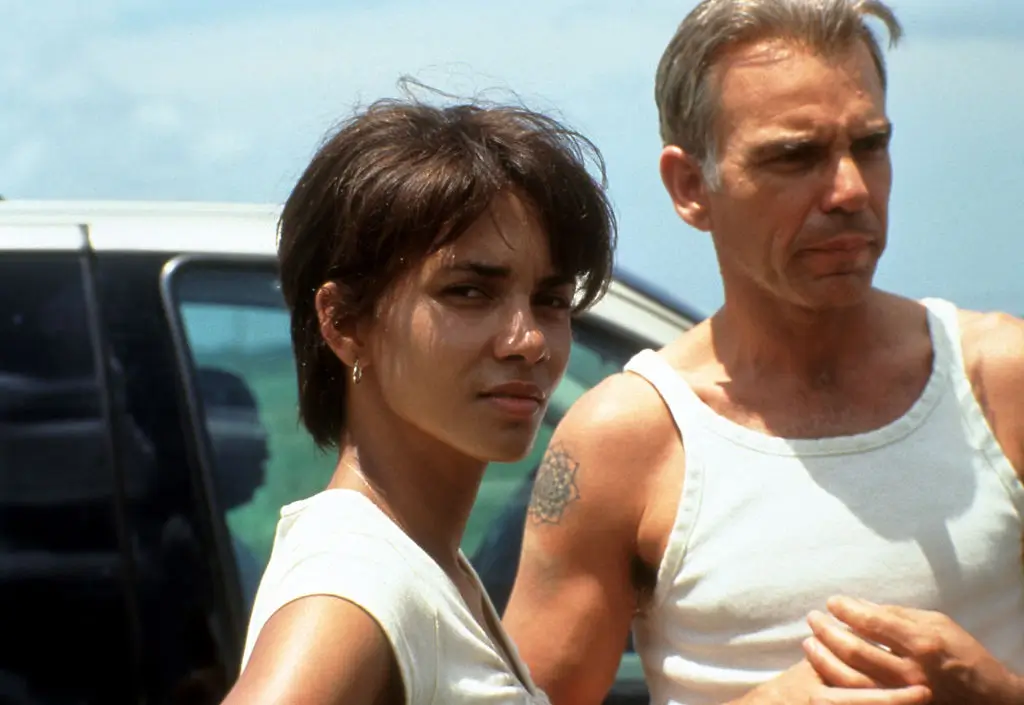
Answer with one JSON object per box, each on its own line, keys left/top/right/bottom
{"left": 164, "top": 262, "right": 657, "bottom": 625}
{"left": 0, "top": 253, "right": 139, "bottom": 704}
{"left": 166, "top": 263, "right": 334, "bottom": 615}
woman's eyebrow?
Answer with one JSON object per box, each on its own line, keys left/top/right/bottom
{"left": 442, "top": 261, "right": 511, "bottom": 279}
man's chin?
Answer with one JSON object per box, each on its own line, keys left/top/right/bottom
{"left": 798, "top": 272, "right": 877, "bottom": 310}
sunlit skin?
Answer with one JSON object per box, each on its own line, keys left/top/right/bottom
{"left": 713, "top": 41, "right": 891, "bottom": 306}
{"left": 662, "top": 38, "right": 895, "bottom": 355}
{"left": 225, "top": 193, "right": 579, "bottom": 705}
{"left": 320, "top": 190, "right": 574, "bottom": 573}
{"left": 503, "top": 34, "right": 1024, "bottom": 705}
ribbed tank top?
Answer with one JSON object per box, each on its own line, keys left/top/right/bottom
{"left": 624, "top": 298, "right": 1024, "bottom": 705}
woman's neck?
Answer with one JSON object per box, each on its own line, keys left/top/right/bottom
{"left": 330, "top": 420, "right": 487, "bottom": 575}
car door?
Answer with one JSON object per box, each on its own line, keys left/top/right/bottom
{"left": 0, "top": 227, "right": 145, "bottom": 704}
{"left": 91, "top": 248, "right": 242, "bottom": 704}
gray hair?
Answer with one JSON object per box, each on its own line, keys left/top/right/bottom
{"left": 655, "top": 0, "right": 903, "bottom": 188}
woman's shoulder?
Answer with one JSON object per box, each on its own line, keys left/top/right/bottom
{"left": 264, "top": 489, "right": 435, "bottom": 604}
{"left": 242, "top": 490, "right": 441, "bottom": 701}
{"left": 272, "top": 489, "right": 408, "bottom": 558}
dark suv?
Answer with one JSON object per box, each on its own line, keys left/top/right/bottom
{"left": 0, "top": 201, "right": 697, "bottom": 705}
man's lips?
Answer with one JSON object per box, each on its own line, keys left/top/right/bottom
{"left": 802, "top": 235, "right": 874, "bottom": 253}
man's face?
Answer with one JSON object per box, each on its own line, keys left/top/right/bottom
{"left": 705, "top": 38, "right": 893, "bottom": 310}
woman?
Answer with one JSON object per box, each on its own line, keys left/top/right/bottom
{"left": 223, "top": 95, "right": 615, "bottom": 704}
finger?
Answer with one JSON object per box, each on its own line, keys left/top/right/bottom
{"left": 876, "top": 603, "right": 929, "bottom": 622}
{"left": 826, "top": 596, "right": 920, "bottom": 655}
{"left": 811, "top": 684, "right": 932, "bottom": 705}
{"left": 803, "top": 636, "right": 879, "bottom": 688}
{"left": 808, "top": 610, "right": 927, "bottom": 687}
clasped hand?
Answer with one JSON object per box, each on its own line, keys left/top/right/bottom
{"left": 801, "top": 596, "right": 1024, "bottom": 705}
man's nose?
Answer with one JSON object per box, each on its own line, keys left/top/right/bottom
{"left": 821, "top": 155, "right": 870, "bottom": 214}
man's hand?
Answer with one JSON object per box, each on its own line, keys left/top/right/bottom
{"left": 805, "top": 596, "right": 1024, "bottom": 705}
{"left": 738, "top": 659, "right": 932, "bottom": 705}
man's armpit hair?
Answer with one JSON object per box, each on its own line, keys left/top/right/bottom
{"left": 528, "top": 442, "right": 582, "bottom": 525}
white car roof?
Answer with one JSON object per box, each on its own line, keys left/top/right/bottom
{"left": 0, "top": 200, "right": 281, "bottom": 254}
{"left": 0, "top": 199, "right": 693, "bottom": 344}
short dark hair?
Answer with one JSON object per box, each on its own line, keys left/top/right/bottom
{"left": 278, "top": 95, "right": 617, "bottom": 449}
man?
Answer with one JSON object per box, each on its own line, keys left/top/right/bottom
{"left": 501, "top": 1, "right": 1024, "bottom": 704}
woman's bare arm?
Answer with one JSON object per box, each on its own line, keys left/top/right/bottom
{"left": 224, "top": 595, "right": 401, "bottom": 705}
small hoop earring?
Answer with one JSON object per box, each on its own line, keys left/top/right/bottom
{"left": 351, "top": 358, "right": 363, "bottom": 385}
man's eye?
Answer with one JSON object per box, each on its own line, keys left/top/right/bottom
{"left": 853, "top": 135, "right": 891, "bottom": 156}
{"left": 774, "top": 146, "right": 819, "bottom": 164}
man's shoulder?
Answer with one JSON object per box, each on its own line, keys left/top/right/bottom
{"left": 885, "top": 294, "right": 1023, "bottom": 370}
{"left": 952, "top": 305, "right": 1024, "bottom": 474}
{"left": 568, "top": 369, "right": 669, "bottom": 423}
{"left": 958, "top": 306, "right": 1024, "bottom": 340}
{"left": 560, "top": 365, "right": 676, "bottom": 436}
{"left": 956, "top": 306, "right": 1024, "bottom": 373}
{"left": 528, "top": 364, "right": 686, "bottom": 543}
{"left": 549, "top": 352, "right": 694, "bottom": 480}
{"left": 955, "top": 306, "right": 1024, "bottom": 416}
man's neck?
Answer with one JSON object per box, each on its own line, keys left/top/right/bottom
{"left": 711, "top": 288, "right": 890, "bottom": 385}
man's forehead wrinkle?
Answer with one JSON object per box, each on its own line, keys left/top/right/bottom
{"left": 720, "top": 38, "right": 797, "bottom": 71}
{"left": 722, "top": 84, "right": 886, "bottom": 138}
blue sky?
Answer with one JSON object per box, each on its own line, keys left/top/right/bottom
{"left": 3, "top": 0, "right": 1022, "bottom": 316}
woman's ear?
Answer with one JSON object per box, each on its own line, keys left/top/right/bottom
{"left": 315, "top": 282, "right": 363, "bottom": 369}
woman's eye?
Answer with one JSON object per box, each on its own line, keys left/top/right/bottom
{"left": 537, "top": 292, "right": 572, "bottom": 309}
{"left": 445, "top": 285, "right": 488, "bottom": 300}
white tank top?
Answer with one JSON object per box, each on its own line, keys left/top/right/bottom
{"left": 240, "top": 489, "right": 551, "bottom": 704}
{"left": 624, "top": 298, "right": 1024, "bottom": 705}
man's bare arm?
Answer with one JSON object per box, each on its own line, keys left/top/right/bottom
{"left": 503, "top": 373, "right": 678, "bottom": 705}
{"left": 527, "top": 442, "right": 584, "bottom": 527}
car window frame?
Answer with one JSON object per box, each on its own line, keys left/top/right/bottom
{"left": 80, "top": 243, "right": 150, "bottom": 693}
{"left": 159, "top": 253, "right": 280, "bottom": 668}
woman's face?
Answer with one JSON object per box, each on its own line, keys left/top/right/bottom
{"left": 363, "top": 192, "right": 575, "bottom": 463}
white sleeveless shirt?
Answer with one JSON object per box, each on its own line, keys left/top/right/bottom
{"left": 624, "top": 298, "right": 1024, "bottom": 705}
{"left": 240, "top": 489, "right": 550, "bottom": 704}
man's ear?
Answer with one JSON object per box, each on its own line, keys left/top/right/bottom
{"left": 315, "top": 281, "right": 364, "bottom": 369}
{"left": 660, "top": 145, "right": 713, "bottom": 232}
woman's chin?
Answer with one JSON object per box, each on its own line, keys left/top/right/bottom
{"left": 473, "top": 436, "right": 540, "bottom": 465}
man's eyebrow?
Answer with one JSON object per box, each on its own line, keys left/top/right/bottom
{"left": 853, "top": 123, "right": 894, "bottom": 143}
{"left": 749, "top": 122, "right": 894, "bottom": 158}
{"left": 747, "top": 135, "right": 823, "bottom": 160}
